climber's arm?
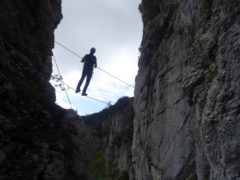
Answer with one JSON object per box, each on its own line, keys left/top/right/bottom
{"left": 81, "top": 55, "right": 87, "bottom": 63}
{"left": 94, "top": 58, "right": 97, "bottom": 68}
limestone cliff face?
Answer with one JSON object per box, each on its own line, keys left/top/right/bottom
{"left": 133, "top": 0, "right": 240, "bottom": 180}
{"left": 0, "top": 1, "right": 91, "bottom": 179}
{"left": 1, "top": 0, "right": 239, "bottom": 180}
{"left": 83, "top": 97, "right": 134, "bottom": 180}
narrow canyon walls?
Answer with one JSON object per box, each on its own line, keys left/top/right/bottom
{"left": 133, "top": 0, "right": 240, "bottom": 179}
{"left": 0, "top": 1, "right": 91, "bottom": 179}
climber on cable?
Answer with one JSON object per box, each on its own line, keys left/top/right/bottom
{"left": 75, "top": 47, "right": 97, "bottom": 96}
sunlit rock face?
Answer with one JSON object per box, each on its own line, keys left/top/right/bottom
{"left": 0, "top": 1, "right": 92, "bottom": 179}
{"left": 133, "top": 0, "right": 240, "bottom": 179}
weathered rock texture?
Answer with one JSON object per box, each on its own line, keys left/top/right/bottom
{"left": 83, "top": 97, "right": 134, "bottom": 180}
{"left": 0, "top": 1, "right": 91, "bottom": 179}
{"left": 1, "top": 0, "right": 239, "bottom": 180}
{"left": 133, "top": 0, "right": 240, "bottom": 180}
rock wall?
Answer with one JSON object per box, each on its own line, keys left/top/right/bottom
{"left": 133, "top": 0, "right": 240, "bottom": 180}
{"left": 1, "top": 0, "right": 239, "bottom": 180}
{"left": 83, "top": 97, "right": 134, "bottom": 180}
{"left": 0, "top": 1, "right": 91, "bottom": 179}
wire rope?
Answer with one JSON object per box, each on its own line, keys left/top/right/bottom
{"left": 54, "top": 41, "right": 134, "bottom": 88}
{"left": 52, "top": 54, "right": 73, "bottom": 109}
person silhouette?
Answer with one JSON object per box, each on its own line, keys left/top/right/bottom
{"left": 75, "top": 47, "right": 97, "bottom": 96}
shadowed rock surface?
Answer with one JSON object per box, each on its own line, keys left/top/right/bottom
{"left": 0, "top": 1, "right": 91, "bottom": 179}
{"left": 83, "top": 97, "right": 134, "bottom": 180}
{"left": 1, "top": 0, "right": 240, "bottom": 180}
{"left": 133, "top": 0, "right": 240, "bottom": 180}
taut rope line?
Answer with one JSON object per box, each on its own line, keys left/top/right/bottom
{"left": 52, "top": 54, "right": 73, "bottom": 109}
{"left": 54, "top": 41, "right": 134, "bottom": 88}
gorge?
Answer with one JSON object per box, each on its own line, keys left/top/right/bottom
{"left": 0, "top": 0, "right": 240, "bottom": 180}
